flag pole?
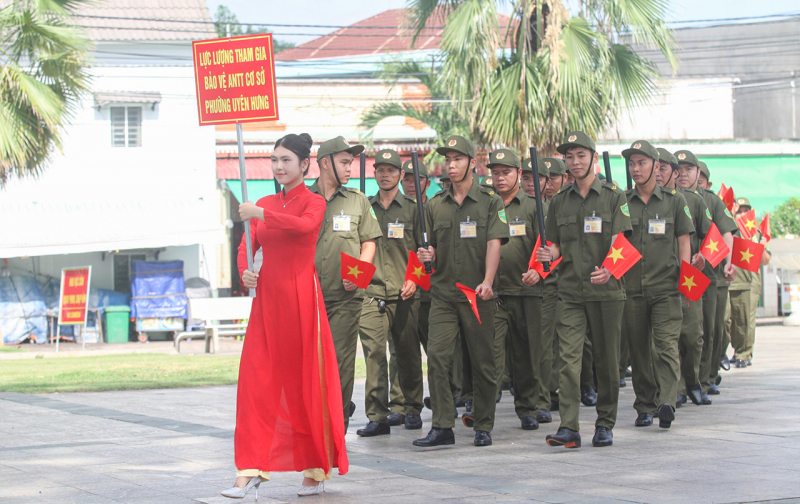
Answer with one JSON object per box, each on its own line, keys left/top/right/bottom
{"left": 237, "top": 122, "right": 256, "bottom": 298}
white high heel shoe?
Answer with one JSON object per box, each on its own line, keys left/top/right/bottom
{"left": 221, "top": 476, "right": 262, "bottom": 499}
{"left": 297, "top": 480, "right": 324, "bottom": 497}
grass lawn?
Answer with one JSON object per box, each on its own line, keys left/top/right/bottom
{"left": 0, "top": 354, "right": 371, "bottom": 394}
{"left": 0, "top": 346, "right": 26, "bottom": 353}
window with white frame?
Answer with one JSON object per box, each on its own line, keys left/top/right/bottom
{"left": 110, "top": 106, "right": 142, "bottom": 147}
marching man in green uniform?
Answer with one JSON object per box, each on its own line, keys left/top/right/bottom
{"left": 674, "top": 151, "right": 737, "bottom": 399}
{"left": 309, "top": 136, "right": 383, "bottom": 431}
{"left": 654, "top": 147, "right": 712, "bottom": 407}
{"left": 622, "top": 141, "right": 694, "bottom": 429}
{"left": 413, "top": 135, "right": 508, "bottom": 448}
{"left": 537, "top": 131, "right": 631, "bottom": 448}
{"left": 357, "top": 149, "right": 425, "bottom": 436}
{"left": 487, "top": 149, "right": 544, "bottom": 430}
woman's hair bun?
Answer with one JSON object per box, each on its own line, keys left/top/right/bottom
{"left": 275, "top": 133, "right": 312, "bottom": 161}
{"left": 299, "top": 133, "right": 313, "bottom": 147}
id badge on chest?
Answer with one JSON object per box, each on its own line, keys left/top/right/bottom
{"left": 584, "top": 212, "right": 602, "bottom": 234}
{"left": 509, "top": 218, "right": 526, "bottom": 237}
{"left": 649, "top": 215, "right": 666, "bottom": 235}
{"left": 333, "top": 211, "right": 352, "bottom": 232}
{"left": 460, "top": 216, "right": 477, "bottom": 239}
{"left": 387, "top": 221, "right": 405, "bottom": 239}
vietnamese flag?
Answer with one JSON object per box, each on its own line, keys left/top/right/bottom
{"left": 731, "top": 237, "right": 765, "bottom": 273}
{"left": 528, "top": 235, "right": 563, "bottom": 280}
{"left": 601, "top": 233, "right": 642, "bottom": 280}
{"left": 455, "top": 283, "right": 481, "bottom": 324}
{"left": 759, "top": 213, "right": 771, "bottom": 243}
{"left": 719, "top": 184, "right": 735, "bottom": 212}
{"left": 405, "top": 250, "right": 432, "bottom": 291}
{"left": 340, "top": 252, "right": 376, "bottom": 289}
{"left": 736, "top": 208, "right": 758, "bottom": 239}
{"left": 700, "top": 223, "right": 730, "bottom": 268}
{"left": 678, "top": 261, "right": 711, "bottom": 302}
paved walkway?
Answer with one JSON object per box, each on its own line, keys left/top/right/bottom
{"left": 2, "top": 325, "right": 800, "bottom": 504}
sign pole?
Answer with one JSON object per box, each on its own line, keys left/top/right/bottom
{"left": 81, "top": 266, "right": 92, "bottom": 350}
{"left": 236, "top": 122, "right": 256, "bottom": 298}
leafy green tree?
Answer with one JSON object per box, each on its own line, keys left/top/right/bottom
{"left": 402, "top": 0, "right": 677, "bottom": 155}
{"left": 771, "top": 197, "right": 800, "bottom": 238}
{"left": 213, "top": 5, "right": 294, "bottom": 53}
{"left": 0, "top": 0, "right": 91, "bottom": 185}
{"left": 359, "top": 59, "right": 470, "bottom": 167}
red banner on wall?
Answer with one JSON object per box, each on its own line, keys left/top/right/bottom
{"left": 191, "top": 34, "right": 279, "bottom": 125}
{"left": 58, "top": 267, "right": 92, "bottom": 325}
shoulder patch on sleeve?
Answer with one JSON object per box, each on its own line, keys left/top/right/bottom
{"left": 724, "top": 208, "right": 733, "bottom": 218}
{"left": 621, "top": 203, "right": 630, "bottom": 217}
{"left": 369, "top": 207, "right": 378, "bottom": 220}
{"left": 498, "top": 208, "right": 507, "bottom": 224}
{"left": 705, "top": 208, "right": 712, "bottom": 220}
{"left": 684, "top": 206, "right": 692, "bottom": 219}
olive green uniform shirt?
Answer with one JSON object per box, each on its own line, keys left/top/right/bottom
{"left": 426, "top": 180, "right": 509, "bottom": 302}
{"left": 545, "top": 177, "right": 631, "bottom": 302}
{"left": 309, "top": 181, "right": 383, "bottom": 302}
{"left": 680, "top": 188, "right": 713, "bottom": 254}
{"left": 494, "top": 189, "right": 543, "bottom": 297}
{"left": 624, "top": 185, "right": 695, "bottom": 297}
{"left": 367, "top": 190, "right": 422, "bottom": 300}
{"left": 698, "top": 188, "right": 738, "bottom": 283}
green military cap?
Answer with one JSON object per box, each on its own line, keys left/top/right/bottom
{"left": 402, "top": 159, "right": 429, "bottom": 177}
{"left": 737, "top": 197, "right": 751, "bottom": 209}
{"left": 486, "top": 148, "right": 520, "bottom": 169}
{"left": 480, "top": 175, "right": 494, "bottom": 187}
{"left": 318, "top": 136, "right": 365, "bottom": 158}
{"left": 698, "top": 161, "right": 710, "bottom": 180}
{"left": 522, "top": 157, "right": 550, "bottom": 178}
{"left": 439, "top": 172, "right": 450, "bottom": 181}
{"left": 436, "top": 135, "right": 477, "bottom": 158}
{"left": 556, "top": 131, "right": 595, "bottom": 155}
{"left": 373, "top": 149, "right": 402, "bottom": 170}
{"left": 542, "top": 157, "right": 566, "bottom": 175}
{"left": 674, "top": 149, "right": 699, "bottom": 167}
{"left": 656, "top": 148, "right": 678, "bottom": 169}
{"left": 621, "top": 140, "right": 659, "bottom": 161}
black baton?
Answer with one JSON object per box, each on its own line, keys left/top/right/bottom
{"left": 360, "top": 152, "right": 366, "bottom": 193}
{"left": 411, "top": 151, "right": 433, "bottom": 274}
{"left": 602, "top": 151, "right": 613, "bottom": 184}
{"left": 529, "top": 147, "right": 550, "bottom": 272}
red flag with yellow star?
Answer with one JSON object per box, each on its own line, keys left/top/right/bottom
{"left": 731, "top": 237, "right": 764, "bottom": 273}
{"left": 700, "top": 223, "right": 730, "bottom": 268}
{"left": 759, "top": 213, "right": 771, "bottom": 243}
{"left": 719, "top": 184, "right": 735, "bottom": 212}
{"left": 678, "top": 261, "right": 710, "bottom": 302}
{"left": 404, "top": 250, "right": 432, "bottom": 291}
{"left": 601, "top": 233, "right": 642, "bottom": 280}
{"left": 528, "top": 235, "right": 562, "bottom": 280}
{"left": 455, "top": 283, "right": 481, "bottom": 324}
{"left": 735, "top": 208, "right": 758, "bottom": 239}
{"left": 340, "top": 252, "right": 376, "bottom": 289}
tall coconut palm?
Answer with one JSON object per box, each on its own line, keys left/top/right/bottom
{"left": 0, "top": 0, "right": 91, "bottom": 185}
{"left": 404, "top": 0, "right": 677, "bottom": 155}
{"left": 359, "top": 59, "right": 471, "bottom": 167}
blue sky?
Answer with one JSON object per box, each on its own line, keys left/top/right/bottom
{"left": 206, "top": 0, "right": 800, "bottom": 44}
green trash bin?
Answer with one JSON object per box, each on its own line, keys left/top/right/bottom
{"left": 105, "top": 306, "right": 131, "bottom": 343}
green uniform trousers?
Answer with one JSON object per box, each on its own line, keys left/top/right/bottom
{"left": 428, "top": 298, "right": 496, "bottom": 432}
{"left": 388, "top": 336, "right": 404, "bottom": 413}
{"left": 555, "top": 299, "right": 623, "bottom": 432}
{"left": 326, "top": 297, "right": 364, "bottom": 431}
{"left": 418, "top": 301, "right": 463, "bottom": 402}
{"left": 707, "top": 285, "right": 730, "bottom": 390}
{"left": 541, "top": 282, "right": 558, "bottom": 402}
{"left": 730, "top": 289, "right": 752, "bottom": 360}
{"left": 625, "top": 293, "right": 683, "bottom": 414}
{"left": 679, "top": 297, "right": 704, "bottom": 390}
{"left": 699, "top": 280, "right": 718, "bottom": 390}
{"left": 619, "top": 323, "right": 630, "bottom": 380}
{"left": 723, "top": 291, "right": 732, "bottom": 357}
{"left": 748, "top": 278, "right": 761, "bottom": 360}
{"left": 494, "top": 296, "right": 543, "bottom": 418}
{"left": 581, "top": 337, "right": 595, "bottom": 391}
{"left": 360, "top": 298, "right": 424, "bottom": 420}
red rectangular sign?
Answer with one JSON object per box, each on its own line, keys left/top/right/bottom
{"left": 192, "top": 34, "right": 279, "bottom": 125}
{"left": 58, "top": 267, "right": 91, "bottom": 325}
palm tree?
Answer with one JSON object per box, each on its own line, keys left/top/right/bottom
{"left": 0, "top": 0, "right": 91, "bottom": 185}
{"left": 359, "top": 59, "right": 471, "bottom": 167}
{"left": 402, "top": 0, "right": 677, "bottom": 155}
